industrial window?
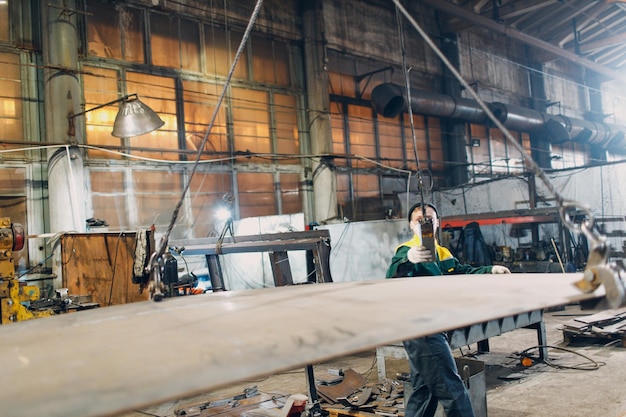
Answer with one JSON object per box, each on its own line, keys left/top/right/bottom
{"left": 468, "top": 124, "right": 533, "bottom": 178}
{"left": 228, "top": 82, "right": 297, "bottom": 162}
{"left": 378, "top": 114, "right": 404, "bottom": 168}
{"left": 0, "top": 52, "right": 25, "bottom": 159}
{"left": 490, "top": 128, "right": 530, "bottom": 175}
{"left": 231, "top": 87, "right": 271, "bottom": 161}
{"left": 205, "top": 27, "right": 249, "bottom": 80}
{"left": 188, "top": 172, "right": 233, "bottom": 238}
{"left": 274, "top": 93, "right": 300, "bottom": 163}
{"left": 82, "top": 3, "right": 305, "bottom": 226}
{"left": 330, "top": 96, "right": 442, "bottom": 220}
{"left": 403, "top": 114, "right": 443, "bottom": 172}
{"left": 228, "top": 171, "right": 302, "bottom": 222}
{"left": 90, "top": 170, "right": 129, "bottom": 229}
{"left": 490, "top": 128, "right": 513, "bottom": 173}
{"left": 251, "top": 36, "right": 290, "bottom": 87}
{"left": 183, "top": 80, "right": 228, "bottom": 159}
{"left": 0, "top": 1, "right": 8, "bottom": 42}
{"left": 0, "top": 53, "right": 21, "bottom": 138}
{"left": 83, "top": 68, "right": 179, "bottom": 161}
{"left": 237, "top": 172, "right": 303, "bottom": 218}
{"left": 126, "top": 72, "right": 178, "bottom": 160}
{"left": 468, "top": 123, "right": 492, "bottom": 178}
{"left": 89, "top": 168, "right": 238, "bottom": 239}
{"left": 519, "top": 132, "right": 532, "bottom": 169}
{"left": 204, "top": 26, "right": 230, "bottom": 77}
{"left": 551, "top": 142, "right": 589, "bottom": 169}
{"left": 134, "top": 170, "right": 183, "bottom": 234}
{"left": 150, "top": 12, "right": 200, "bottom": 71}
{"left": 238, "top": 172, "right": 277, "bottom": 218}
{"left": 329, "top": 71, "right": 356, "bottom": 97}
{"left": 336, "top": 172, "right": 381, "bottom": 221}
{"left": 329, "top": 63, "right": 447, "bottom": 219}
{"left": 336, "top": 173, "right": 350, "bottom": 219}
{"left": 87, "top": 3, "right": 144, "bottom": 63}
{"left": 82, "top": 66, "right": 123, "bottom": 159}
{"left": 347, "top": 104, "right": 376, "bottom": 167}
{"left": 330, "top": 102, "right": 347, "bottom": 167}
{"left": 280, "top": 173, "right": 302, "bottom": 215}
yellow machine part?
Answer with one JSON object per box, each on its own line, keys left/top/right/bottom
{"left": 0, "top": 280, "right": 54, "bottom": 324}
{"left": 0, "top": 217, "right": 54, "bottom": 324}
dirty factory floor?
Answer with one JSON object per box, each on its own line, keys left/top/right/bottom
{"left": 118, "top": 303, "right": 626, "bottom": 417}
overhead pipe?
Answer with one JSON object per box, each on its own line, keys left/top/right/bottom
{"left": 371, "top": 83, "right": 626, "bottom": 154}
{"left": 491, "top": 101, "right": 626, "bottom": 151}
{"left": 371, "top": 83, "right": 486, "bottom": 123}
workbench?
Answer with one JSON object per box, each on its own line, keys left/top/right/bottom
{"left": 173, "top": 230, "right": 333, "bottom": 291}
{"left": 376, "top": 309, "right": 546, "bottom": 380}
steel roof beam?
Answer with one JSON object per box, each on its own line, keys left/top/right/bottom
{"left": 419, "top": 0, "right": 626, "bottom": 83}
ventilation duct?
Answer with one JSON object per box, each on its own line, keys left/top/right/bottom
{"left": 371, "top": 83, "right": 486, "bottom": 123}
{"left": 371, "top": 83, "right": 626, "bottom": 154}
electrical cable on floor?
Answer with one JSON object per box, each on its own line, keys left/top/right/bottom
{"left": 516, "top": 344, "right": 606, "bottom": 371}
{"left": 362, "top": 355, "right": 378, "bottom": 380}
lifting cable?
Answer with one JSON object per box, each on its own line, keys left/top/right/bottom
{"left": 392, "top": 0, "right": 626, "bottom": 307}
{"left": 146, "top": 0, "right": 264, "bottom": 300}
{"left": 395, "top": 7, "right": 433, "bottom": 215}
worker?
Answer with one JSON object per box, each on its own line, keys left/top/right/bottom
{"left": 386, "top": 202, "right": 510, "bottom": 417}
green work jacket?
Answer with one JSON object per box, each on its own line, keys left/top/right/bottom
{"left": 386, "top": 235, "right": 493, "bottom": 278}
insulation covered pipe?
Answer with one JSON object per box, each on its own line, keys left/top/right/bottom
{"left": 371, "top": 83, "right": 626, "bottom": 154}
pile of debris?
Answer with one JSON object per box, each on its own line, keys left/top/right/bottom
{"left": 562, "top": 307, "right": 626, "bottom": 346}
{"left": 171, "top": 370, "right": 407, "bottom": 417}
{"left": 316, "top": 369, "right": 406, "bottom": 417}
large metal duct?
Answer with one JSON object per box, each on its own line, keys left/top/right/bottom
{"left": 371, "top": 83, "right": 626, "bottom": 154}
{"left": 490, "top": 102, "right": 626, "bottom": 150}
{"left": 371, "top": 83, "right": 486, "bottom": 123}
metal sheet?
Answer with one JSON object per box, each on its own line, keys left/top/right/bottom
{"left": 0, "top": 273, "right": 602, "bottom": 417}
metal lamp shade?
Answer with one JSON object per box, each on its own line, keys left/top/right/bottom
{"left": 112, "top": 96, "right": 165, "bottom": 138}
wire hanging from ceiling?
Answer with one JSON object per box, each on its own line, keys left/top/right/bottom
{"left": 393, "top": 0, "right": 626, "bottom": 309}
{"left": 395, "top": 5, "right": 433, "bottom": 214}
{"left": 152, "top": 0, "right": 264, "bottom": 265}
{"left": 393, "top": 0, "right": 582, "bottom": 222}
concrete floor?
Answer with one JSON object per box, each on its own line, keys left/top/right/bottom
{"left": 121, "top": 303, "right": 626, "bottom": 417}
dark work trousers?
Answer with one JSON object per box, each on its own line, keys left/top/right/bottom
{"left": 403, "top": 333, "right": 476, "bottom": 417}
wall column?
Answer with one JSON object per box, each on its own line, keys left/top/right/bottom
{"left": 301, "top": 0, "right": 337, "bottom": 224}
{"left": 585, "top": 72, "right": 609, "bottom": 164}
{"left": 527, "top": 59, "right": 552, "bottom": 169}
{"left": 440, "top": 33, "right": 469, "bottom": 187}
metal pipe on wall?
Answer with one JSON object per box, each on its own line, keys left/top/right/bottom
{"left": 371, "top": 83, "right": 486, "bottom": 123}
{"left": 42, "top": 0, "right": 87, "bottom": 234}
{"left": 371, "top": 83, "right": 626, "bottom": 154}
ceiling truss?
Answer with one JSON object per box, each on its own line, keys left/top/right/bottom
{"left": 425, "top": 0, "right": 626, "bottom": 83}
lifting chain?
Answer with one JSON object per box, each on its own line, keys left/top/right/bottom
{"left": 560, "top": 202, "right": 626, "bottom": 308}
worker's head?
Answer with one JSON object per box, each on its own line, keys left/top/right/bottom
{"left": 407, "top": 202, "right": 440, "bottom": 233}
